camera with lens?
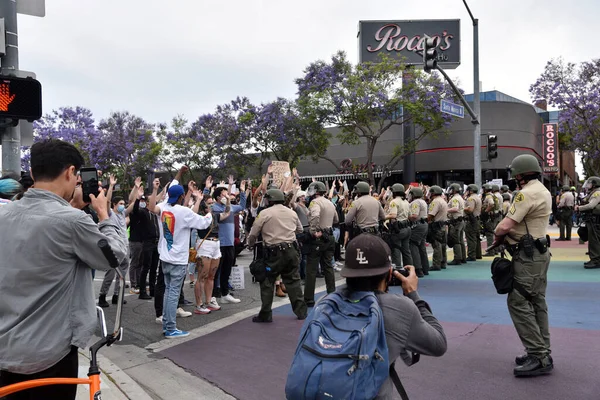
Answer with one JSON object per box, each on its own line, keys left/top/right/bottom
{"left": 389, "top": 264, "right": 410, "bottom": 286}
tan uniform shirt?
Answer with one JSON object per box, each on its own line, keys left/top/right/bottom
{"left": 465, "top": 194, "right": 482, "bottom": 217}
{"left": 502, "top": 201, "right": 510, "bottom": 216}
{"left": 558, "top": 191, "right": 575, "bottom": 208}
{"left": 494, "top": 193, "right": 503, "bottom": 212}
{"left": 483, "top": 194, "right": 495, "bottom": 213}
{"left": 248, "top": 204, "right": 302, "bottom": 247}
{"left": 308, "top": 196, "right": 339, "bottom": 235}
{"left": 579, "top": 189, "right": 600, "bottom": 212}
{"left": 428, "top": 197, "right": 448, "bottom": 222}
{"left": 388, "top": 197, "right": 410, "bottom": 221}
{"left": 409, "top": 198, "right": 428, "bottom": 219}
{"left": 345, "top": 195, "right": 385, "bottom": 229}
{"left": 504, "top": 179, "right": 551, "bottom": 244}
{"left": 447, "top": 194, "right": 465, "bottom": 219}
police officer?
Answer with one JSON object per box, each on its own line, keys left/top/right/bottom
{"left": 464, "top": 184, "right": 482, "bottom": 261}
{"left": 385, "top": 183, "right": 412, "bottom": 268}
{"left": 493, "top": 154, "right": 553, "bottom": 376}
{"left": 446, "top": 183, "right": 466, "bottom": 265}
{"left": 344, "top": 181, "right": 385, "bottom": 243}
{"left": 492, "top": 185, "right": 503, "bottom": 225}
{"left": 408, "top": 187, "right": 429, "bottom": 277}
{"left": 305, "top": 181, "right": 338, "bottom": 307}
{"left": 427, "top": 186, "right": 448, "bottom": 271}
{"left": 481, "top": 184, "right": 497, "bottom": 255}
{"left": 556, "top": 185, "right": 575, "bottom": 241}
{"left": 501, "top": 185, "right": 512, "bottom": 202}
{"left": 247, "top": 189, "right": 307, "bottom": 322}
{"left": 576, "top": 176, "right": 600, "bottom": 269}
{"left": 502, "top": 193, "right": 511, "bottom": 217}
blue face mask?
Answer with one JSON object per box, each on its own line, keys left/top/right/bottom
{"left": 117, "top": 205, "right": 125, "bottom": 213}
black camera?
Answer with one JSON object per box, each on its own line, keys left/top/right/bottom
{"left": 389, "top": 264, "right": 410, "bottom": 286}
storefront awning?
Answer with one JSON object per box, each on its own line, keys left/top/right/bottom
{"left": 299, "top": 170, "right": 402, "bottom": 182}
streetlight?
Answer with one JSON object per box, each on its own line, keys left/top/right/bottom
{"left": 462, "top": 0, "right": 481, "bottom": 188}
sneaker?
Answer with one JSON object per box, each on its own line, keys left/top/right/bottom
{"left": 207, "top": 297, "right": 221, "bottom": 311}
{"left": 190, "top": 281, "right": 195, "bottom": 287}
{"left": 194, "top": 305, "right": 211, "bottom": 315}
{"left": 176, "top": 307, "right": 192, "bottom": 318}
{"left": 164, "top": 329, "right": 190, "bottom": 339}
{"left": 155, "top": 316, "right": 163, "bottom": 324}
{"left": 221, "top": 294, "right": 241, "bottom": 304}
{"left": 130, "top": 288, "right": 140, "bottom": 294}
{"left": 333, "top": 266, "right": 342, "bottom": 272}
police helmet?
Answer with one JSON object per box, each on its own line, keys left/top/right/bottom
{"left": 482, "top": 184, "right": 493, "bottom": 192}
{"left": 410, "top": 187, "right": 424, "bottom": 198}
{"left": 509, "top": 154, "right": 542, "bottom": 177}
{"left": 501, "top": 185, "right": 509, "bottom": 193}
{"left": 391, "top": 183, "right": 405, "bottom": 196}
{"left": 429, "top": 185, "right": 444, "bottom": 196}
{"left": 447, "top": 183, "right": 461, "bottom": 195}
{"left": 467, "top": 184, "right": 479, "bottom": 194}
{"left": 562, "top": 185, "right": 570, "bottom": 192}
{"left": 355, "top": 181, "right": 370, "bottom": 194}
{"left": 492, "top": 185, "right": 500, "bottom": 192}
{"left": 502, "top": 193, "right": 511, "bottom": 202}
{"left": 307, "top": 181, "right": 327, "bottom": 196}
{"left": 264, "top": 189, "right": 285, "bottom": 203}
{"left": 583, "top": 177, "right": 600, "bottom": 190}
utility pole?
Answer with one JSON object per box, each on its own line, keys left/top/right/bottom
{"left": 462, "top": 0, "right": 482, "bottom": 188}
{"left": 403, "top": 68, "right": 415, "bottom": 184}
{"left": 0, "top": 0, "right": 20, "bottom": 178}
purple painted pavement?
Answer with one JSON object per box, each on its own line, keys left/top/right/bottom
{"left": 161, "top": 316, "right": 600, "bottom": 400}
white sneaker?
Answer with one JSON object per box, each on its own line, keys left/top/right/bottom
{"left": 221, "top": 294, "right": 241, "bottom": 304}
{"left": 176, "top": 307, "right": 192, "bottom": 318}
{"left": 194, "top": 305, "right": 211, "bottom": 315}
{"left": 155, "top": 316, "right": 163, "bottom": 324}
{"left": 333, "top": 266, "right": 342, "bottom": 272}
{"left": 207, "top": 297, "right": 221, "bottom": 311}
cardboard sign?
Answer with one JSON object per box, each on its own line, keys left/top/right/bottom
{"left": 229, "top": 266, "right": 245, "bottom": 290}
{"left": 270, "top": 161, "right": 291, "bottom": 188}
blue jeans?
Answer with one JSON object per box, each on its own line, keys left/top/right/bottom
{"left": 161, "top": 261, "right": 187, "bottom": 332}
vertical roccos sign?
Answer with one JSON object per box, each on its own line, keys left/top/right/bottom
{"left": 542, "top": 123, "right": 559, "bottom": 173}
{"left": 358, "top": 20, "right": 461, "bottom": 68}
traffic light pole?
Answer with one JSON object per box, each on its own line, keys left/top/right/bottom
{"left": 462, "top": 0, "right": 482, "bottom": 188}
{"left": 0, "top": 0, "right": 20, "bottom": 178}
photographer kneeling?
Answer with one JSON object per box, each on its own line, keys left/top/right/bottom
{"left": 341, "top": 234, "right": 447, "bottom": 398}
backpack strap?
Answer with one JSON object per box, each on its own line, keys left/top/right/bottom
{"left": 513, "top": 280, "right": 533, "bottom": 302}
{"left": 389, "top": 362, "right": 410, "bottom": 400}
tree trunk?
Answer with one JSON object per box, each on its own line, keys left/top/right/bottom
{"left": 366, "top": 138, "right": 375, "bottom": 187}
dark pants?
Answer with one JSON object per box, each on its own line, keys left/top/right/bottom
{"left": 259, "top": 246, "right": 307, "bottom": 320}
{"left": 465, "top": 218, "right": 481, "bottom": 259}
{"left": 154, "top": 262, "right": 185, "bottom": 318}
{"left": 139, "top": 241, "right": 159, "bottom": 296}
{"left": 129, "top": 241, "right": 144, "bottom": 288}
{"left": 304, "top": 236, "right": 336, "bottom": 304}
{"left": 558, "top": 208, "right": 573, "bottom": 240}
{"left": 0, "top": 346, "right": 78, "bottom": 400}
{"left": 391, "top": 227, "right": 413, "bottom": 267}
{"left": 299, "top": 254, "right": 307, "bottom": 280}
{"left": 409, "top": 223, "right": 429, "bottom": 273}
{"left": 214, "top": 246, "right": 235, "bottom": 297}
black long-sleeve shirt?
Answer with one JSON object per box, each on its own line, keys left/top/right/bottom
{"left": 129, "top": 199, "right": 159, "bottom": 242}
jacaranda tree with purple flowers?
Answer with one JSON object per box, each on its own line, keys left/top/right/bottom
{"left": 21, "top": 106, "right": 99, "bottom": 171}
{"left": 296, "top": 50, "right": 459, "bottom": 190}
{"left": 92, "top": 111, "right": 161, "bottom": 187}
{"left": 530, "top": 58, "right": 600, "bottom": 177}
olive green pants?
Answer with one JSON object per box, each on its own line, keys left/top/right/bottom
{"left": 507, "top": 248, "right": 551, "bottom": 358}
{"left": 588, "top": 222, "right": 600, "bottom": 263}
{"left": 558, "top": 208, "right": 573, "bottom": 240}
{"left": 259, "top": 246, "right": 307, "bottom": 320}
{"left": 465, "top": 218, "right": 481, "bottom": 259}
{"left": 431, "top": 228, "right": 447, "bottom": 268}
{"left": 449, "top": 221, "right": 465, "bottom": 261}
{"left": 304, "top": 235, "right": 336, "bottom": 304}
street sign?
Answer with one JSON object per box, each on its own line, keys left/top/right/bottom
{"left": 0, "top": 76, "right": 42, "bottom": 121}
{"left": 440, "top": 99, "right": 464, "bottom": 118}
{"left": 16, "top": 0, "right": 45, "bottom": 17}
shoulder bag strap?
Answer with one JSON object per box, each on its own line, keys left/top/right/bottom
{"left": 390, "top": 362, "right": 410, "bottom": 400}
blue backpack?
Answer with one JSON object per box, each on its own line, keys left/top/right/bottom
{"left": 285, "top": 290, "right": 390, "bottom": 400}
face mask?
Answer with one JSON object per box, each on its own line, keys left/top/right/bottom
{"left": 117, "top": 205, "right": 125, "bottom": 213}
{"left": 221, "top": 197, "right": 228, "bottom": 205}
{"left": 139, "top": 202, "right": 147, "bottom": 209}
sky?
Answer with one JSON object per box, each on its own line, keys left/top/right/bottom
{"left": 12, "top": 0, "right": 598, "bottom": 174}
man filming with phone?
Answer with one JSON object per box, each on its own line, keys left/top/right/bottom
{"left": 0, "top": 139, "right": 128, "bottom": 400}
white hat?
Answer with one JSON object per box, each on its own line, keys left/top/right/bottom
{"left": 297, "top": 190, "right": 307, "bottom": 198}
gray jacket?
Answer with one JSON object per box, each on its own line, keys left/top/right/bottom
{"left": 0, "top": 189, "right": 128, "bottom": 374}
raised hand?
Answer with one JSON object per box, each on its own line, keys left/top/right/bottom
{"left": 153, "top": 178, "right": 161, "bottom": 191}
{"left": 193, "top": 190, "right": 203, "bottom": 202}
{"left": 134, "top": 176, "right": 142, "bottom": 188}
{"left": 180, "top": 165, "right": 190, "bottom": 174}
{"left": 109, "top": 174, "right": 117, "bottom": 186}
{"left": 240, "top": 179, "right": 246, "bottom": 192}
{"left": 205, "top": 175, "right": 213, "bottom": 189}
{"left": 228, "top": 175, "right": 235, "bottom": 186}
{"left": 188, "top": 180, "right": 196, "bottom": 190}
{"left": 261, "top": 174, "right": 268, "bottom": 188}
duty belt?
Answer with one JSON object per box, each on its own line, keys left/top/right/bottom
{"left": 360, "top": 226, "right": 379, "bottom": 234}
{"left": 265, "top": 241, "right": 298, "bottom": 257}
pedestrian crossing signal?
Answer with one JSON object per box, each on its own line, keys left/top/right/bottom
{"left": 0, "top": 76, "right": 42, "bottom": 121}
{"left": 487, "top": 135, "right": 498, "bottom": 160}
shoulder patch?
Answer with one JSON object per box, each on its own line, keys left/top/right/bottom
{"left": 428, "top": 203, "right": 434, "bottom": 212}
{"left": 514, "top": 192, "right": 525, "bottom": 203}
{"left": 509, "top": 204, "right": 516, "bottom": 215}
{"left": 390, "top": 202, "right": 397, "bottom": 208}
{"left": 309, "top": 201, "right": 316, "bottom": 208}
{"left": 593, "top": 192, "right": 600, "bottom": 198}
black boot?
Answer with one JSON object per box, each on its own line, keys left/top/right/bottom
{"left": 515, "top": 354, "right": 553, "bottom": 366}
{"left": 514, "top": 355, "right": 553, "bottom": 376}
{"left": 112, "top": 295, "right": 127, "bottom": 305}
{"left": 448, "top": 260, "right": 462, "bottom": 266}
{"left": 98, "top": 294, "right": 109, "bottom": 308}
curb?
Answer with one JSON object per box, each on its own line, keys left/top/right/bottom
{"left": 79, "top": 350, "right": 154, "bottom": 400}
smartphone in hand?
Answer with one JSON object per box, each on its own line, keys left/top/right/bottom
{"left": 80, "top": 167, "right": 99, "bottom": 203}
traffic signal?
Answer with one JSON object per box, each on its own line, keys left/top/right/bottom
{"left": 487, "top": 134, "right": 498, "bottom": 160}
{"left": 0, "top": 76, "right": 42, "bottom": 121}
{"left": 423, "top": 37, "right": 437, "bottom": 73}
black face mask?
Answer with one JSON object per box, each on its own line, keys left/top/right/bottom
{"left": 507, "top": 179, "right": 518, "bottom": 192}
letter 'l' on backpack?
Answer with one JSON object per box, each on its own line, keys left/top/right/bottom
{"left": 285, "top": 290, "right": 389, "bottom": 400}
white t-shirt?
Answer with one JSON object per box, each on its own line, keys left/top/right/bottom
{"left": 157, "top": 202, "right": 212, "bottom": 265}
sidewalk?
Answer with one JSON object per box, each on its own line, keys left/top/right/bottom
{"left": 75, "top": 350, "right": 153, "bottom": 400}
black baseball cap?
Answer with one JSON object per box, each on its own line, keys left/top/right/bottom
{"left": 340, "top": 234, "right": 392, "bottom": 278}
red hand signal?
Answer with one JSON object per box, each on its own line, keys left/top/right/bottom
{"left": 0, "top": 83, "right": 16, "bottom": 111}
